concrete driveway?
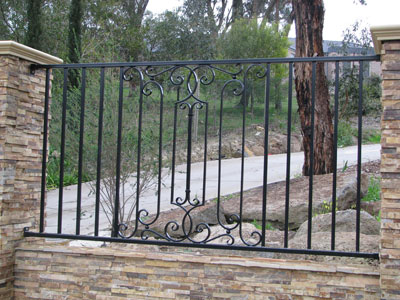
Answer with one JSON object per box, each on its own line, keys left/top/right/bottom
{"left": 45, "top": 144, "right": 381, "bottom": 236}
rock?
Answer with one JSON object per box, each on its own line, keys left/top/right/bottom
{"left": 250, "top": 144, "right": 264, "bottom": 156}
{"left": 134, "top": 201, "right": 226, "bottom": 238}
{"left": 289, "top": 231, "right": 379, "bottom": 254}
{"left": 361, "top": 200, "right": 381, "bottom": 217}
{"left": 277, "top": 231, "right": 380, "bottom": 265}
{"left": 222, "top": 172, "right": 374, "bottom": 231}
{"left": 337, "top": 173, "right": 369, "bottom": 210}
{"left": 188, "top": 128, "right": 304, "bottom": 163}
{"left": 268, "top": 133, "right": 285, "bottom": 154}
{"left": 267, "top": 132, "right": 303, "bottom": 154}
{"left": 294, "top": 209, "right": 380, "bottom": 237}
{"left": 244, "top": 145, "right": 254, "bottom": 157}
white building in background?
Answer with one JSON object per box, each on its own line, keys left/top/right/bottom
{"left": 288, "top": 38, "right": 381, "bottom": 81}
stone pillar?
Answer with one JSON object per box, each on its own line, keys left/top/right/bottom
{"left": 0, "top": 41, "right": 61, "bottom": 299}
{"left": 371, "top": 26, "right": 400, "bottom": 299}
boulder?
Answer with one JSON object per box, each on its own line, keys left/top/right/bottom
{"left": 337, "top": 173, "right": 369, "bottom": 210}
{"left": 294, "top": 209, "right": 380, "bottom": 237}
{"left": 289, "top": 231, "right": 379, "bottom": 254}
{"left": 266, "top": 132, "right": 303, "bottom": 154}
{"left": 361, "top": 200, "right": 381, "bottom": 217}
{"left": 222, "top": 172, "right": 372, "bottom": 231}
{"left": 250, "top": 144, "right": 265, "bottom": 156}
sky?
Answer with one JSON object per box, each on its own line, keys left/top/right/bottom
{"left": 146, "top": 0, "right": 400, "bottom": 41}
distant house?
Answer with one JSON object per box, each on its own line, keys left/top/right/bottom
{"left": 288, "top": 38, "right": 381, "bottom": 81}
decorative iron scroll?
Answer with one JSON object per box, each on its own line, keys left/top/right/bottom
{"left": 117, "top": 63, "right": 265, "bottom": 246}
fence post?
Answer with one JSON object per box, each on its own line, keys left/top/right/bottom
{"left": 371, "top": 26, "right": 400, "bottom": 299}
{"left": 0, "top": 41, "right": 61, "bottom": 299}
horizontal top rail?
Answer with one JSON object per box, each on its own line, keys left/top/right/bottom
{"left": 32, "top": 55, "right": 380, "bottom": 69}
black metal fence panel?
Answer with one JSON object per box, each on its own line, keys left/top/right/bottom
{"left": 25, "top": 55, "right": 380, "bottom": 259}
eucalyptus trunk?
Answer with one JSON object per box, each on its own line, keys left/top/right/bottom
{"left": 292, "top": 0, "right": 334, "bottom": 175}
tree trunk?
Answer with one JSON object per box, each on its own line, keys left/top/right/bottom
{"left": 292, "top": 0, "right": 334, "bottom": 176}
{"left": 67, "top": 0, "right": 82, "bottom": 91}
{"left": 25, "top": 0, "right": 43, "bottom": 51}
{"left": 232, "top": 0, "right": 244, "bottom": 22}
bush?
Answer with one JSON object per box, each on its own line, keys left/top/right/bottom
{"left": 337, "top": 122, "right": 356, "bottom": 147}
{"left": 337, "top": 66, "right": 382, "bottom": 118}
{"left": 362, "top": 177, "right": 381, "bottom": 202}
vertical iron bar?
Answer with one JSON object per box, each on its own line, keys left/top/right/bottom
{"left": 217, "top": 85, "right": 225, "bottom": 218}
{"left": 170, "top": 88, "right": 179, "bottom": 203}
{"left": 94, "top": 67, "right": 105, "bottom": 236}
{"left": 157, "top": 91, "right": 164, "bottom": 211}
{"left": 356, "top": 61, "right": 364, "bottom": 252}
{"left": 135, "top": 82, "right": 144, "bottom": 225}
{"left": 331, "top": 62, "right": 339, "bottom": 250}
{"left": 202, "top": 104, "right": 209, "bottom": 204}
{"left": 113, "top": 67, "right": 124, "bottom": 237}
{"left": 58, "top": 68, "right": 68, "bottom": 234}
{"left": 284, "top": 63, "right": 293, "bottom": 248}
{"left": 239, "top": 73, "right": 247, "bottom": 241}
{"left": 76, "top": 67, "right": 86, "bottom": 235}
{"left": 261, "top": 64, "right": 271, "bottom": 247}
{"left": 40, "top": 68, "right": 50, "bottom": 233}
{"left": 239, "top": 75, "right": 247, "bottom": 240}
{"left": 185, "top": 105, "right": 194, "bottom": 201}
{"left": 307, "top": 62, "right": 316, "bottom": 249}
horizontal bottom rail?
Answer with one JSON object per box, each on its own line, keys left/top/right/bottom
{"left": 24, "top": 229, "right": 379, "bottom": 259}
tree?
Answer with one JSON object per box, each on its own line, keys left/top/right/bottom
{"left": 25, "top": 0, "right": 43, "bottom": 50}
{"left": 218, "top": 18, "right": 289, "bottom": 108}
{"left": 181, "top": 0, "right": 220, "bottom": 59}
{"left": 143, "top": 11, "right": 189, "bottom": 61}
{"left": 67, "top": 0, "right": 83, "bottom": 90}
{"left": 292, "top": 0, "right": 334, "bottom": 175}
{"left": 0, "top": 0, "right": 26, "bottom": 43}
{"left": 118, "top": 0, "right": 149, "bottom": 61}
{"left": 337, "top": 20, "right": 380, "bottom": 118}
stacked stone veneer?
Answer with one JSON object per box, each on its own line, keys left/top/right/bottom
{"left": 380, "top": 40, "right": 400, "bottom": 300}
{"left": 0, "top": 55, "right": 48, "bottom": 299}
{"left": 13, "top": 245, "right": 380, "bottom": 300}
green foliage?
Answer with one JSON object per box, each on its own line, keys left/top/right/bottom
{"left": 251, "top": 219, "right": 276, "bottom": 231}
{"left": 67, "top": 0, "right": 82, "bottom": 89}
{"left": 143, "top": 11, "right": 195, "bottom": 61}
{"left": 336, "top": 20, "right": 382, "bottom": 118}
{"left": 217, "top": 19, "right": 289, "bottom": 108}
{"left": 375, "top": 210, "right": 381, "bottom": 222}
{"left": 362, "top": 177, "right": 381, "bottom": 203}
{"left": 25, "top": 0, "right": 43, "bottom": 50}
{"left": 0, "top": 0, "right": 27, "bottom": 43}
{"left": 218, "top": 19, "right": 289, "bottom": 60}
{"left": 46, "top": 147, "right": 90, "bottom": 190}
{"left": 342, "top": 160, "right": 349, "bottom": 173}
{"left": 364, "top": 75, "right": 382, "bottom": 116}
{"left": 365, "top": 131, "right": 381, "bottom": 144}
{"left": 337, "top": 122, "right": 356, "bottom": 148}
{"left": 337, "top": 66, "right": 382, "bottom": 118}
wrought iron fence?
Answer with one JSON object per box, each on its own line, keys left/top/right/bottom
{"left": 25, "top": 55, "right": 380, "bottom": 258}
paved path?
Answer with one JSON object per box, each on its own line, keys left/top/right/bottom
{"left": 46, "top": 144, "right": 381, "bottom": 236}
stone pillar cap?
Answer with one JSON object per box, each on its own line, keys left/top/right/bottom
{"left": 371, "top": 25, "right": 400, "bottom": 55}
{"left": 0, "top": 40, "right": 63, "bottom": 64}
